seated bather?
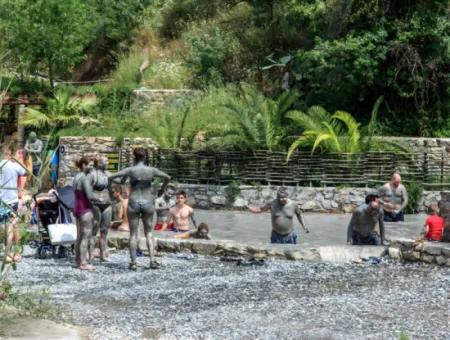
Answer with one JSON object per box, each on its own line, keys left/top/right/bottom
{"left": 175, "top": 222, "right": 211, "bottom": 240}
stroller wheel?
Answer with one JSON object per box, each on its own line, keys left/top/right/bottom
{"left": 37, "top": 246, "right": 47, "bottom": 259}
{"left": 37, "top": 245, "right": 52, "bottom": 259}
{"left": 57, "top": 246, "right": 68, "bottom": 259}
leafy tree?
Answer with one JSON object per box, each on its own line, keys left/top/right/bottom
{"left": 0, "top": 0, "right": 95, "bottom": 90}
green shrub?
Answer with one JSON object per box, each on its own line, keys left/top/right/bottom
{"left": 225, "top": 180, "right": 241, "bottom": 205}
{"left": 143, "top": 60, "right": 190, "bottom": 89}
{"left": 185, "top": 27, "right": 240, "bottom": 85}
{"left": 404, "top": 181, "right": 423, "bottom": 214}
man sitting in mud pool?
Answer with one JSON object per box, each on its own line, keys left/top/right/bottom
{"left": 347, "top": 193, "right": 385, "bottom": 245}
{"left": 154, "top": 184, "right": 176, "bottom": 231}
{"left": 249, "top": 187, "right": 309, "bottom": 244}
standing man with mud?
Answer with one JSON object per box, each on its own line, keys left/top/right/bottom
{"left": 249, "top": 187, "right": 309, "bottom": 244}
{"left": 379, "top": 172, "right": 408, "bottom": 222}
{"left": 347, "top": 193, "right": 385, "bottom": 245}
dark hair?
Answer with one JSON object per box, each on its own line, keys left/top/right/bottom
{"left": 427, "top": 203, "right": 439, "bottom": 215}
{"left": 198, "top": 222, "right": 209, "bottom": 232}
{"left": 75, "top": 156, "right": 90, "bottom": 170}
{"left": 133, "top": 147, "right": 147, "bottom": 163}
{"left": 365, "top": 193, "right": 379, "bottom": 204}
{"left": 176, "top": 190, "right": 186, "bottom": 198}
{"left": 277, "top": 187, "right": 289, "bottom": 197}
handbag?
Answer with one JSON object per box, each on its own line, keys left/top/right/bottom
{"left": 47, "top": 207, "right": 77, "bottom": 245}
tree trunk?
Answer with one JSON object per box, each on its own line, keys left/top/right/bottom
{"left": 48, "top": 59, "right": 54, "bottom": 92}
{"left": 16, "top": 104, "right": 25, "bottom": 148}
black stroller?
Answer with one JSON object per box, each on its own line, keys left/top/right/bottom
{"left": 30, "top": 186, "right": 77, "bottom": 259}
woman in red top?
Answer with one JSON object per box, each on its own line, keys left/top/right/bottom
{"left": 423, "top": 204, "right": 444, "bottom": 241}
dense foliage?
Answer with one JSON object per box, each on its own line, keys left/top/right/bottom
{"left": 0, "top": 0, "right": 448, "bottom": 139}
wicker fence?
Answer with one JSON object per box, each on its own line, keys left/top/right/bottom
{"left": 145, "top": 150, "right": 450, "bottom": 189}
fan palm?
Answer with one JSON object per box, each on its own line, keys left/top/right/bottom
{"left": 215, "top": 85, "right": 297, "bottom": 150}
{"left": 286, "top": 97, "right": 409, "bottom": 159}
{"left": 20, "top": 90, "right": 97, "bottom": 130}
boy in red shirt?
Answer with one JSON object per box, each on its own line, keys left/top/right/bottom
{"left": 423, "top": 203, "right": 444, "bottom": 241}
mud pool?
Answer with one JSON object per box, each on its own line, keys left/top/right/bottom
{"left": 9, "top": 252, "right": 449, "bottom": 340}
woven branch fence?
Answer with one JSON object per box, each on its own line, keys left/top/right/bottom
{"left": 136, "top": 150, "right": 450, "bottom": 189}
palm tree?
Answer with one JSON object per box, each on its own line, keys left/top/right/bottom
{"left": 20, "top": 89, "right": 97, "bottom": 130}
{"left": 286, "top": 97, "right": 409, "bottom": 159}
{"left": 214, "top": 85, "right": 297, "bottom": 150}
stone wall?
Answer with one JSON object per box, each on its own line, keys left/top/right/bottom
{"left": 131, "top": 89, "right": 193, "bottom": 117}
{"left": 58, "top": 136, "right": 158, "bottom": 184}
{"left": 174, "top": 184, "right": 443, "bottom": 213}
{"left": 387, "top": 238, "right": 450, "bottom": 266}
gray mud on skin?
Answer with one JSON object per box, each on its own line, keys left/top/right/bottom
{"left": 9, "top": 253, "right": 449, "bottom": 340}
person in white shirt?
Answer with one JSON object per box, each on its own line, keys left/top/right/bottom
{"left": 0, "top": 144, "right": 28, "bottom": 262}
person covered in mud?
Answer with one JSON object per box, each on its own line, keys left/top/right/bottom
{"left": 175, "top": 222, "right": 211, "bottom": 240}
{"left": 88, "top": 156, "right": 113, "bottom": 262}
{"left": 73, "top": 156, "right": 95, "bottom": 270}
{"left": 248, "top": 187, "right": 309, "bottom": 244}
{"left": 347, "top": 193, "right": 385, "bottom": 245}
{"left": 24, "top": 131, "right": 43, "bottom": 176}
{"left": 379, "top": 172, "right": 408, "bottom": 222}
{"left": 154, "top": 184, "right": 176, "bottom": 231}
{"left": 108, "top": 147, "right": 171, "bottom": 270}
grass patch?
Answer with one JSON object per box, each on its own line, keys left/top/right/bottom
{"left": 0, "top": 281, "right": 57, "bottom": 320}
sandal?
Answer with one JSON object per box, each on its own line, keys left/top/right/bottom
{"left": 129, "top": 262, "right": 137, "bottom": 271}
{"left": 78, "top": 264, "right": 95, "bottom": 271}
{"left": 13, "top": 254, "right": 22, "bottom": 262}
{"left": 149, "top": 261, "right": 160, "bottom": 270}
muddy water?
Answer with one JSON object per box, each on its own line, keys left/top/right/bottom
{"left": 135, "top": 211, "right": 426, "bottom": 248}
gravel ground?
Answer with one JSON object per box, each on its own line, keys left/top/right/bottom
{"left": 9, "top": 253, "right": 449, "bottom": 340}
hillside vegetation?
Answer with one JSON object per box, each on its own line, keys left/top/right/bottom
{"left": 0, "top": 0, "right": 449, "bottom": 146}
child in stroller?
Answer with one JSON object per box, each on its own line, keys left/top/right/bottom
{"left": 31, "top": 186, "right": 76, "bottom": 259}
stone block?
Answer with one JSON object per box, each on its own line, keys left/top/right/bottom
{"left": 388, "top": 247, "right": 401, "bottom": 260}
{"left": 420, "top": 253, "right": 435, "bottom": 263}
{"left": 422, "top": 243, "right": 443, "bottom": 256}
{"left": 342, "top": 204, "right": 355, "bottom": 213}
{"left": 319, "top": 245, "right": 386, "bottom": 263}
{"left": 196, "top": 200, "right": 210, "bottom": 209}
{"left": 210, "top": 195, "right": 227, "bottom": 206}
{"left": 321, "top": 200, "right": 333, "bottom": 210}
{"left": 156, "top": 239, "right": 181, "bottom": 253}
{"left": 285, "top": 249, "right": 319, "bottom": 261}
{"left": 301, "top": 201, "right": 316, "bottom": 210}
{"left": 435, "top": 256, "right": 447, "bottom": 265}
{"left": 440, "top": 245, "right": 450, "bottom": 257}
{"left": 402, "top": 251, "right": 421, "bottom": 262}
{"left": 233, "top": 197, "right": 248, "bottom": 208}
{"left": 191, "top": 240, "right": 218, "bottom": 255}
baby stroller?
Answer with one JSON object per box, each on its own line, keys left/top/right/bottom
{"left": 31, "top": 186, "right": 77, "bottom": 259}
